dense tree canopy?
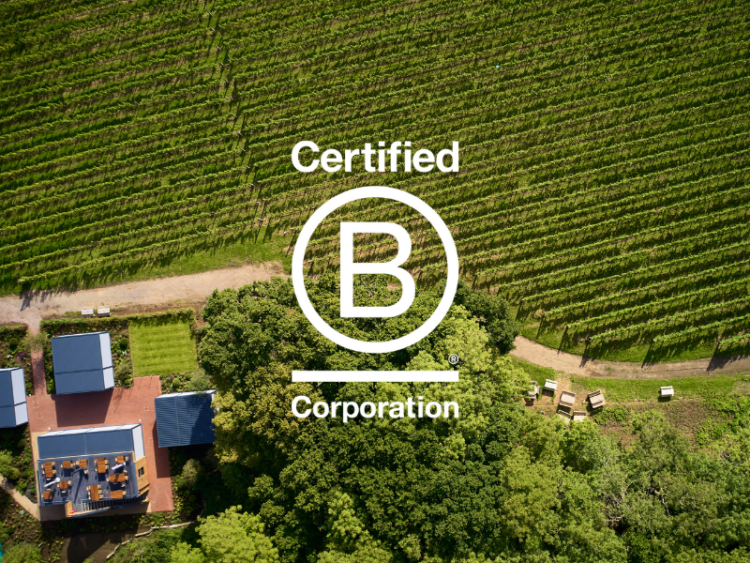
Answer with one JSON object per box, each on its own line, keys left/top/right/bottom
{"left": 195, "top": 277, "right": 750, "bottom": 563}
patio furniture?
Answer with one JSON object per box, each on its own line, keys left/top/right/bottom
{"left": 544, "top": 379, "right": 558, "bottom": 393}
{"left": 116, "top": 455, "right": 125, "bottom": 464}
{"left": 660, "top": 386, "right": 674, "bottom": 398}
{"left": 557, "top": 409, "right": 572, "bottom": 423}
{"left": 60, "top": 480, "right": 71, "bottom": 491}
{"left": 77, "top": 459, "right": 88, "bottom": 469}
{"left": 98, "top": 306, "right": 111, "bottom": 317}
{"left": 96, "top": 458, "right": 108, "bottom": 474}
{"left": 109, "top": 474, "right": 118, "bottom": 483}
{"left": 117, "top": 472, "right": 128, "bottom": 483}
{"left": 559, "top": 390, "right": 576, "bottom": 409}
{"left": 527, "top": 381, "right": 539, "bottom": 400}
{"left": 82, "top": 308, "right": 94, "bottom": 318}
{"left": 44, "top": 464, "right": 56, "bottom": 479}
{"left": 110, "top": 490, "right": 124, "bottom": 499}
{"left": 587, "top": 389, "right": 606, "bottom": 409}
{"left": 88, "top": 485, "right": 101, "bottom": 501}
{"left": 572, "top": 411, "right": 587, "bottom": 422}
{"left": 43, "top": 490, "right": 53, "bottom": 500}
{"left": 62, "top": 460, "right": 73, "bottom": 470}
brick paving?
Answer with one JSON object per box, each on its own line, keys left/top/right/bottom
{"left": 27, "top": 376, "right": 173, "bottom": 515}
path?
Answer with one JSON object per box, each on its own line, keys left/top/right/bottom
{"left": 0, "top": 473, "right": 40, "bottom": 518}
{"left": 0, "top": 261, "right": 287, "bottom": 332}
{"left": 511, "top": 336, "right": 750, "bottom": 378}
{"left": 1, "top": 258, "right": 747, "bottom": 382}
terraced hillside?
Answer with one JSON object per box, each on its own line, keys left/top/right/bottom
{"left": 1, "top": 0, "right": 749, "bottom": 360}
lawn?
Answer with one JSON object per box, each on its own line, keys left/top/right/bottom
{"left": 129, "top": 321, "right": 198, "bottom": 378}
{"left": 570, "top": 375, "right": 749, "bottom": 402}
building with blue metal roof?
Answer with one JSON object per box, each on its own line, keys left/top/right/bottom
{"left": 154, "top": 391, "right": 216, "bottom": 447}
{"left": 37, "top": 424, "right": 150, "bottom": 517}
{"left": 51, "top": 332, "right": 114, "bottom": 395}
{"left": 0, "top": 368, "right": 28, "bottom": 428}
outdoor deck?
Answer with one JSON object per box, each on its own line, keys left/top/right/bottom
{"left": 39, "top": 452, "right": 137, "bottom": 508}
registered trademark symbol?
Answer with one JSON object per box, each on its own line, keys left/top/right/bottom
{"left": 448, "top": 354, "right": 460, "bottom": 365}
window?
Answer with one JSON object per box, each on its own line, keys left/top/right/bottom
{"left": 138, "top": 467, "right": 145, "bottom": 477}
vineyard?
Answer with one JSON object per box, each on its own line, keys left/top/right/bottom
{"left": 1, "top": 0, "right": 749, "bottom": 361}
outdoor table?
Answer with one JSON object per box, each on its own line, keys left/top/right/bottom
{"left": 89, "top": 486, "right": 100, "bottom": 501}
{"left": 117, "top": 473, "right": 128, "bottom": 483}
{"left": 110, "top": 490, "right": 124, "bottom": 499}
{"left": 116, "top": 456, "right": 125, "bottom": 464}
{"left": 43, "top": 490, "right": 52, "bottom": 500}
{"left": 60, "top": 480, "right": 69, "bottom": 490}
{"left": 77, "top": 459, "right": 88, "bottom": 469}
{"left": 62, "top": 460, "right": 73, "bottom": 469}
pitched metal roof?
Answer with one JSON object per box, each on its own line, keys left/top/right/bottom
{"left": 155, "top": 391, "right": 216, "bottom": 447}
{"left": 0, "top": 372, "right": 13, "bottom": 406}
{"left": 51, "top": 332, "right": 114, "bottom": 394}
{"left": 37, "top": 425, "right": 140, "bottom": 460}
{"left": 0, "top": 408, "right": 17, "bottom": 428}
{"left": 0, "top": 368, "right": 27, "bottom": 428}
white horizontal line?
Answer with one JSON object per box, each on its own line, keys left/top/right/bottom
{"left": 292, "top": 371, "right": 459, "bottom": 383}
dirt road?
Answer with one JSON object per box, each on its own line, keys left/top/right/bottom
{"left": 511, "top": 335, "right": 750, "bottom": 378}
{"left": 0, "top": 261, "right": 288, "bottom": 332}
{"left": 0, "top": 261, "right": 747, "bottom": 379}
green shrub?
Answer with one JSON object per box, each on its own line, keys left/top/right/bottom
{"left": 178, "top": 459, "right": 205, "bottom": 490}
{"left": 2, "top": 542, "right": 43, "bottom": 563}
{"left": 0, "top": 522, "right": 11, "bottom": 543}
{"left": 8, "top": 337, "right": 18, "bottom": 349}
{"left": 119, "top": 337, "right": 129, "bottom": 351}
{"left": 0, "top": 450, "right": 20, "bottom": 481}
{"left": 594, "top": 405, "right": 629, "bottom": 425}
{"left": 185, "top": 368, "right": 213, "bottom": 392}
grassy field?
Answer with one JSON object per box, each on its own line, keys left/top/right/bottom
{"left": 130, "top": 321, "right": 198, "bottom": 377}
{"left": 1, "top": 0, "right": 748, "bottom": 360}
{"left": 571, "top": 375, "right": 749, "bottom": 401}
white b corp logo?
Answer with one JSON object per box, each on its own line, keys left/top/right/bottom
{"left": 292, "top": 187, "right": 459, "bottom": 354}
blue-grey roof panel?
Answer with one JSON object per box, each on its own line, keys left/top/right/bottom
{"left": 54, "top": 370, "right": 106, "bottom": 395}
{"left": 85, "top": 429, "right": 134, "bottom": 455}
{"left": 0, "top": 406, "right": 17, "bottom": 428}
{"left": 37, "top": 426, "right": 139, "bottom": 459}
{"left": 155, "top": 392, "right": 216, "bottom": 447}
{"left": 0, "top": 371, "right": 13, "bottom": 407}
{"left": 38, "top": 433, "right": 88, "bottom": 459}
{"left": 180, "top": 395, "right": 216, "bottom": 445}
{"left": 155, "top": 395, "right": 180, "bottom": 448}
{"left": 51, "top": 334, "right": 103, "bottom": 373}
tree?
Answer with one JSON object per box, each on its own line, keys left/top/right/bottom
{"left": 453, "top": 281, "right": 519, "bottom": 354}
{"left": 197, "top": 506, "right": 279, "bottom": 563}
{"left": 171, "top": 543, "right": 206, "bottom": 563}
{"left": 198, "top": 276, "right": 750, "bottom": 563}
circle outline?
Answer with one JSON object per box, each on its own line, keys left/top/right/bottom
{"left": 292, "top": 186, "right": 459, "bottom": 354}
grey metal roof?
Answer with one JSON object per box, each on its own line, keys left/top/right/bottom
{"left": 0, "top": 407, "right": 16, "bottom": 428}
{"left": 51, "top": 332, "right": 114, "bottom": 395}
{"left": 37, "top": 425, "right": 139, "bottom": 460}
{"left": 155, "top": 391, "right": 216, "bottom": 447}
{"left": 0, "top": 368, "right": 27, "bottom": 428}
{"left": 0, "top": 373, "right": 12, "bottom": 407}
{"left": 55, "top": 370, "right": 107, "bottom": 394}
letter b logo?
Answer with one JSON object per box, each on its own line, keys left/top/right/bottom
{"left": 340, "top": 222, "right": 415, "bottom": 318}
{"left": 293, "top": 187, "right": 459, "bottom": 354}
